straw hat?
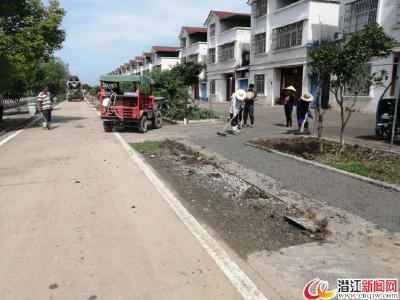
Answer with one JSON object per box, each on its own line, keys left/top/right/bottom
{"left": 233, "top": 89, "right": 247, "bottom": 101}
{"left": 301, "top": 92, "right": 314, "bottom": 102}
{"left": 284, "top": 86, "right": 297, "bottom": 92}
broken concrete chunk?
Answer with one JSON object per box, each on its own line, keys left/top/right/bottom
{"left": 284, "top": 215, "right": 320, "bottom": 233}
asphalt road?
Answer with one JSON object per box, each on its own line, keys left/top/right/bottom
{"left": 0, "top": 102, "right": 242, "bottom": 300}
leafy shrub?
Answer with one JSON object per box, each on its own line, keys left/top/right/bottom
{"left": 187, "top": 106, "right": 217, "bottom": 120}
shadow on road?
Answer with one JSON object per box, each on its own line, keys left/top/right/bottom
{"left": 355, "top": 135, "right": 400, "bottom": 145}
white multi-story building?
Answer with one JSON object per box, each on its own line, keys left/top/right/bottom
{"left": 179, "top": 26, "right": 208, "bottom": 100}
{"left": 204, "top": 11, "right": 252, "bottom": 102}
{"left": 337, "top": 0, "right": 400, "bottom": 113}
{"left": 142, "top": 52, "right": 153, "bottom": 74}
{"left": 247, "top": 0, "right": 340, "bottom": 105}
{"left": 151, "top": 46, "right": 180, "bottom": 72}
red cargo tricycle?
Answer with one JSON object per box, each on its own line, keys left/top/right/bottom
{"left": 99, "top": 75, "right": 162, "bottom": 133}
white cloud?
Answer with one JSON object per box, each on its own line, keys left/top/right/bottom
{"left": 57, "top": 0, "right": 249, "bottom": 85}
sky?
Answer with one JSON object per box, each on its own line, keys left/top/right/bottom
{"left": 56, "top": 0, "right": 250, "bottom": 85}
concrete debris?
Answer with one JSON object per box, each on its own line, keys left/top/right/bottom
{"left": 284, "top": 215, "right": 320, "bottom": 233}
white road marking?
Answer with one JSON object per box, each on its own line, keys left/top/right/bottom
{"left": 0, "top": 101, "right": 66, "bottom": 147}
{"left": 0, "top": 130, "right": 24, "bottom": 147}
{"left": 114, "top": 132, "right": 268, "bottom": 300}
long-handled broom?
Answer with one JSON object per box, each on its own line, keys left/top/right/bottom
{"left": 217, "top": 112, "right": 240, "bottom": 137}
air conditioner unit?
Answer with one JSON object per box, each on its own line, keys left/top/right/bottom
{"left": 333, "top": 31, "right": 343, "bottom": 41}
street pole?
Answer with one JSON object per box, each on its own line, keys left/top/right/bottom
{"left": 390, "top": 64, "right": 400, "bottom": 150}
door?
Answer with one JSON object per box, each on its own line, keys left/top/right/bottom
{"left": 226, "top": 74, "right": 235, "bottom": 101}
{"left": 280, "top": 66, "right": 303, "bottom": 101}
{"left": 201, "top": 83, "right": 208, "bottom": 101}
{"left": 239, "top": 79, "right": 249, "bottom": 91}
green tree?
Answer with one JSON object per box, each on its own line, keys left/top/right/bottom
{"left": 29, "top": 57, "right": 70, "bottom": 96}
{"left": 0, "top": 0, "right": 66, "bottom": 95}
{"left": 309, "top": 25, "right": 395, "bottom": 156}
{"left": 150, "top": 70, "right": 189, "bottom": 120}
{"left": 171, "top": 61, "right": 206, "bottom": 89}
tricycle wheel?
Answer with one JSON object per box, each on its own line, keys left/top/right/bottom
{"left": 138, "top": 116, "right": 148, "bottom": 133}
{"left": 152, "top": 110, "right": 162, "bottom": 129}
{"left": 103, "top": 121, "right": 113, "bottom": 132}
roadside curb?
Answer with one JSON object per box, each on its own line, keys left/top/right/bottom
{"left": 114, "top": 133, "right": 268, "bottom": 300}
{"left": 163, "top": 117, "right": 221, "bottom": 125}
{"left": 245, "top": 142, "right": 400, "bottom": 193}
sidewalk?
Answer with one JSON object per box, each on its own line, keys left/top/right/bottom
{"left": 0, "top": 105, "right": 33, "bottom": 136}
{"left": 0, "top": 102, "right": 241, "bottom": 300}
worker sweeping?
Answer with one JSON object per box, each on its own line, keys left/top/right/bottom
{"left": 217, "top": 89, "right": 246, "bottom": 136}
{"left": 230, "top": 89, "right": 246, "bottom": 134}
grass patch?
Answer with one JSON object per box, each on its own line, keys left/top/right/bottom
{"left": 131, "top": 140, "right": 165, "bottom": 152}
{"left": 249, "top": 137, "right": 400, "bottom": 185}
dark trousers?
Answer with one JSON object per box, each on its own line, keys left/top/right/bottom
{"left": 42, "top": 109, "right": 52, "bottom": 122}
{"left": 230, "top": 108, "right": 243, "bottom": 127}
{"left": 243, "top": 102, "right": 254, "bottom": 125}
{"left": 284, "top": 106, "right": 293, "bottom": 126}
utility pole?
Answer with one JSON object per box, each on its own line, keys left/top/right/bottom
{"left": 390, "top": 63, "right": 400, "bottom": 150}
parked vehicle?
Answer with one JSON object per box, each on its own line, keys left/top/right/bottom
{"left": 66, "top": 76, "right": 84, "bottom": 101}
{"left": 375, "top": 76, "right": 399, "bottom": 140}
{"left": 0, "top": 95, "right": 4, "bottom": 122}
{"left": 376, "top": 98, "right": 400, "bottom": 140}
{"left": 99, "top": 75, "right": 162, "bottom": 133}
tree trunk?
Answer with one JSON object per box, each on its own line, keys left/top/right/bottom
{"left": 317, "top": 107, "right": 324, "bottom": 153}
{"left": 337, "top": 100, "right": 345, "bottom": 159}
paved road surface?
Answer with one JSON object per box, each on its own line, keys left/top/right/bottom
{"left": 0, "top": 102, "right": 242, "bottom": 300}
{"left": 119, "top": 113, "right": 400, "bottom": 233}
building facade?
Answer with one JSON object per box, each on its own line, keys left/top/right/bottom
{"left": 179, "top": 27, "right": 208, "bottom": 100}
{"left": 205, "top": 11, "right": 252, "bottom": 102}
{"left": 337, "top": 0, "right": 400, "bottom": 113}
{"left": 247, "top": 0, "right": 340, "bottom": 105}
{"left": 151, "top": 46, "right": 181, "bottom": 73}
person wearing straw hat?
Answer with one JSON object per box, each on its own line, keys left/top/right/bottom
{"left": 296, "top": 92, "right": 314, "bottom": 132}
{"left": 243, "top": 84, "right": 257, "bottom": 128}
{"left": 283, "top": 86, "right": 296, "bottom": 127}
{"left": 230, "top": 89, "right": 246, "bottom": 134}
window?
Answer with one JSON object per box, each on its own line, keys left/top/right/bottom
{"left": 252, "top": 0, "right": 268, "bottom": 18}
{"left": 209, "top": 24, "right": 216, "bottom": 37}
{"left": 254, "top": 74, "right": 265, "bottom": 94}
{"left": 397, "top": 0, "right": 400, "bottom": 23}
{"left": 208, "top": 48, "right": 216, "bottom": 64}
{"left": 272, "top": 21, "right": 303, "bottom": 50}
{"left": 180, "top": 37, "right": 186, "bottom": 48}
{"left": 218, "top": 42, "right": 235, "bottom": 62}
{"left": 153, "top": 65, "right": 162, "bottom": 73}
{"left": 210, "top": 80, "right": 216, "bottom": 94}
{"left": 344, "top": 64, "right": 371, "bottom": 96}
{"left": 188, "top": 54, "right": 198, "bottom": 62}
{"left": 343, "top": 0, "right": 378, "bottom": 34}
{"left": 253, "top": 32, "right": 266, "bottom": 55}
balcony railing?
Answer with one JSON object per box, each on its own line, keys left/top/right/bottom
{"left": 343, "top": 0, "right": 378, "bottom": 35}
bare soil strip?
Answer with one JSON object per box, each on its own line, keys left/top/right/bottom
{"left": 136, "top": 140, "right": 324, "bottom": 259}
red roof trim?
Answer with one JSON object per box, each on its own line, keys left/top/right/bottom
{"left": 183, "top": 26, "right": 208, "bottom": 35}
{"left": 152, "top": 46, "right": 180, "bottom": 53}
{"left": 212, "top": 10, "right": 251, "bottom": 19}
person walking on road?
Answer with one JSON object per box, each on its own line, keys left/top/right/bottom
{"left": 243, "top": 84, "right": 257, "bottom": 128}
{"left": 37, "top": 86, "right": 53, "bottom": 130}
{"left": 283, "top": 86, "right": 296, "bottom": 127}
{"left": 230, "top": 89, "right": 246, "bottom": 134}
{"left": 296, "top": 92, "right": 314, "bottom": 132}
